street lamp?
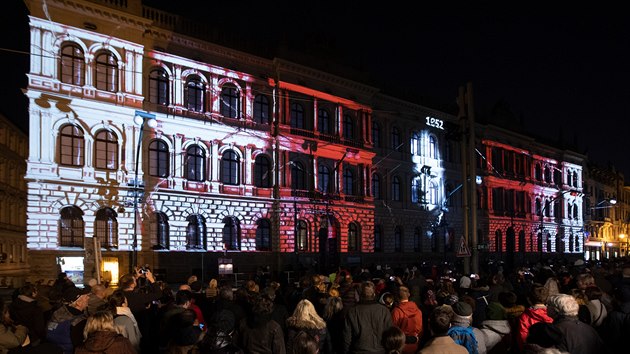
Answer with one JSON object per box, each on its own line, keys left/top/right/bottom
{"left": 130, "top": 111, "right": 157, "bottom": 273}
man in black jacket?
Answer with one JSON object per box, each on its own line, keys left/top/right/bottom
{"left": 343, "top": 281, "right": 393, "bottom": 354}
{"left": 10, "top": 284, "right": 47, "bottom": 346}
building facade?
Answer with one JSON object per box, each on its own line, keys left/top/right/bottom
{"left": 22, "top": 0, "right": 595, "bottom": 285}
{"left": 0, "top": 113, "right": 29, "bottom": 288}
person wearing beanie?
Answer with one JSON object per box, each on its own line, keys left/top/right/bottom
{"left": 474, "top": 301, "right": 512, "bottom": 354}
{"left": 447, "top": 301, "right": 479, "bottom": 354}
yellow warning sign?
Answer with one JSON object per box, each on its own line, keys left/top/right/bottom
{"left": 456, "top": 237, "right": 471, "bottom": 257}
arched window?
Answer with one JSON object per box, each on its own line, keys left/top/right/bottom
{"left": 152, "top": 212, "right": 169, "bottom": 250}
{"left": 59, "top": 206, "right": 84, "bottom": 247}
{"left": 374, "top": 224, "right": 382, "bottom": 252}
{"left": 222, "top": 216, "right": 240, "bottom": 251}
{"left": 185, "top": 145, "right": 205, "bottom": 182}
{"left": 394, "top": 226, "right": 403, "bottom": 252}
{"left": 392, "top": 176, "right": 401, "bottom": 201}
{"left": 429, "top": 135, "right": 438, "bottom": 159}
{"left": 220, "top": 84, "right": 240, "bottom": 118}
{"left": 256, "top": 218, "right": 271, "bottom": 251}
{"left": 410, "top": 132, "right": 420, "bottom": 155}
{"left": 94, "top": 130, "right": 118, "bottom": 170}
{"left": 60, "top": 43, "right": 84, "bottom": 85}
{"left": 372, "top": 121, "right": 381, "bottom": 147}
{"left": 343, "top": 168, "right": 354, "bottom": 195}
{"left": 411, "top": 178, "right": 420, "bottom": 203}
{"left": 253, "top": 95, "right": 270, "bottom": 124}
{"left": 348, "top": 223, "right": 359, "bottom": 252}
{"left": 185, "top": 76, "right": 205, "bottom": 112}
{"left": 254, "top": 155, "right": 271, "bottom": 188}
{"left": 291, "top": 161, "right": 307, "bottom": 190}
{"left": 290, "top": 103, "right": 305, "bottom": 129}
{"left": 95, "top": 208, "right": 118, "bottom": 249}
{"left": 372, "top": 173, "right": 381, "bottom": 199}
{"left": 59, "top": 124, "right": 85, "bottom": 166}
{"left": 296, "top": 220, "right": 308, "bottom": 252}
{"left": 221, "top": 150, "right": 239, "bottom": 185}
{"left": 343, "top": 114, "right": 354, "bottom": 140}
{"left": 414, "top": 227, "right": 422, "bottom": 252}
{"left": 95, "top": 51, "right": 118, "bottom": 92}
{"left": 149, "top": 140, "right": 169, "bottom": 177}
{"left": 318, "top": 165, "right": 331, "bottom": 193}
{"left": 391, "top": 127, "right": 401, "bottom": 151}
{"left": 149, "top": 69, "right": 169, "bottom": 105}
{"left": 318, "top": 108, "right": 332, "bottom": 134}
{"left": 186, "top": 214, "right": 206, "bottom": 250}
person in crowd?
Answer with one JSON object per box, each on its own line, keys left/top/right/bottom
{"left": 262, "top": 286, "right": 289, "bottom": 335}
{"left": 107, "top": 290, "right": 141, "bottom": 352}
{"left": 46, "top": 287, "right": 89, "bottom": 354}
{"left": 302, "top": 274, "right": 327, "bottom": 317}
{"left": 381, "top": 326, "right": 405, "bottom": 354}
{"left": 213, "top": 286, "right": 246, "bottom": 333}
{"left": 86, "top": 284, "right": 108, "bottom": 316}
{"left": 343, "top": 281, "right": 393, "bottom": 354}
{"left": 233, "top": 295, "right": 285, "bottom": 354}
{"left": 584, "top": 286, "right": 607, "bottom": 328}
{"left": 118, "top": 267, "right": 162, "bottom": 353}
{"left": 206, "top": 279, "right": 219, "bottom": 300}
{"left": 322, "top": 294, "right": 344, "bottom": 354}
{"left": 419, "top": 305, "right": 468, "bottom": 354}
{"left": 390, "top": 285, "right": 423, "bottom": 354}
{"left": 289, "top": 331, "right": 319, "bottom": 354}
{"left": 599, "top": 277, "right": 630, "bottom": 354}
{"left": 516, "top": 283, "right": 553, "bottom": 352}
{"left": 159, "top": 289, "right": 195, "bottom": 351}
{"left": 52, "top": 273, "right": 76, "bottom": 296}
{"left": 74, "top": 310, "right": 136, "bottom": 354}
{"left": 469, "top": 277, "right": 491, "bottom": 328}
{"left": 522, "top": 321, "right": 567, "bottom": 353}
{"left": 286, "top": 299, "right": 330, "bottom": 354}
{"left": 568, "top": 288, "right": 592, "bottom": 325}
{"left": 447, "top": 301, "right": 479, "bottom": 354}
{"left": 379, "top": 292, "right": 395, "bottom": 310}
{"left": 546, "top": 294, "right": 606, "bottom": 354}
{"left": 0, "top": 300, "right": 31, "bottom": 353}
{"left": 167, "top": 309, "right": 205, "bottom": 354}
{"left": 498, "top": 291, "right": 524, "bottom": 321}
{"left": 338, "top": 273, "right": 359, "bottom": 310}
{"left": 9, "top": 284, "right": 46, "bottom": 346}
{"left": 178, "top": 284, "right": 206, "bottom": 329}
{"left": 405, "top": 267, "right": 427, "bottom": 305}
{"left": 475, "top": 301, "right": 512, "bottom": 354}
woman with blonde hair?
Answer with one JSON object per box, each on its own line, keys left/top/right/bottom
{"left": 206, "top": 278, "right": 219, "bottom": 300}
{"left": 75, "top": 310, "right": 136, "bottom": 354}
{"left": 286, "top": 299, "right": 330, "bottom": 354}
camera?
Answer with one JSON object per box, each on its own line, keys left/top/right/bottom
{"left": 389, "top": 276, "right": 396, "bottom": 281}
{"left": 198, "top": 323, "right": 205, "bottom": 330}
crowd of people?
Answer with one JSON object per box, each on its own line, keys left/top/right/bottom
{"left": 1, "top": 256, "right": 629, "bottom": 354}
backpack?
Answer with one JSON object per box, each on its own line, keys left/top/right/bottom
{"left": 448, "top": 325, "right": 479, "bottom": 354}
{"left": 46, "top": 319, "right": 74, "bottom": 354}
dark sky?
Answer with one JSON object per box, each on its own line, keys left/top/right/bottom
{"left": 5, "top": 2, "right": 630, "bottom": 178}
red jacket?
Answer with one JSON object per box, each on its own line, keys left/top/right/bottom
{"left": 392, "top": 300, "right": 423, "bottom": 354}
{"left": 516, "top": 305, "right": 553, "bottom": 350}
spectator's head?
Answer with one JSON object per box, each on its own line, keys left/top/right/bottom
{"left": 288, "top": 299, "right": 326, "bottom": 329}
{"left": 19, "top": 283, "right": 38, "bottom": 299}
{"left": 429, "top": 305, "right": 454, "bottom": 336}
{"left": 451, "top": 301, "right": 473, "bottom": 326}
{"left": 498, "top": 291, "right": 518, "bottom": 308}
{"left": 91, "top": 284, "right": 107, "bottom": 299}
{"left": 547, "top": 294, "right": 579, "bottom": 318}
{"left": 63, "top": 287, "right": 89, "bottom": 309}
{"left": 360, "top": 281, "right": 376, "bottom": 301}
{"left": 382, "top": 326, "right": 405, "bottom": 354}
{"left": 398, "top": 286, "right": 410, "bottom": 301}
{"left": 528, "top": 283, "right": 549, "bottom": 306}
{"left": 584, "top": 286, "right": 602, "bottom": 301}
{"left": 291, "top": 330, "right": 319, "bottom": 354}
{"left": 526, "top": 321, "right": 564, "bottom": 349}
{"left": 576, "top": 273, "right": 595, "bottom": 290}
{"left": 108, "top": 290, "right": 127, "bottom": 308}
{"left": 485, "top": 301, "right": 506, "bottom": 320}
{"left": 118, "top": 274, "right": 136, "bottom": 290}
{"left": 175, "top": 289, "right": 192, "bottom": 307}
{"left": 459, "top": 275, "right": 472, "bottom": 290}
{"left": 219, "top": 285, "right": 234, "bottom": 301}
{"left": 251, "top": 295, "right": 274, "bottom": 316}
{"left": 190, "top": 281, "right": 202, "bottom": 293}
{"left": 83, "top": 311, "right": 116, "bottom": 340}
{"left": 323, "top": 296, "right": 343, "bottom": 320}
{"left": 208, "top": 278, "right": 218, "bottom": 288}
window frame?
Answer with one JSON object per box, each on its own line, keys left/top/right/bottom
{"left": 94, "top": 129, "right": 118, "bottom": 170}
{"left": 94, "top": 51, "right": 118, "bottom": 92}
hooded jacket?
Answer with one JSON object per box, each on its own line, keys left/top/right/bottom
{"left": 391, "top": 300, "right": 423, "bottom": 354}
{"left": 74, "top": 330, "right": 137, "bottom": 354}
{"left": 474, "top": 319, "right": 511, "bottom": 354}
{"left": 516, "top": 305, "right": 553, "bottom": 351}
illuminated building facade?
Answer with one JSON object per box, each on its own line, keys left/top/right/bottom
{"left": 475, "top": 125, "right": 586, "bottom": 268}
{"left": 21, "top": 0, "right": 598, "bottom": 284}
{"left": 0, "top": 114, "right": 29, "bottom": 288}
{"left": 583, "top": 164, "right": 628, "bottom": 259}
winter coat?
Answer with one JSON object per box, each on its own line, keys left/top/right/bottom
{"left": 343, "top": 300, "right": 393, "bottom": 354}
{"left": 553, "top": 315, "right": 605, "bottom": 354}
{"left": 9, "top": 295, "right": 46, "bottom": 344}
{"left": 113, "top": 307, "right": 141, "bottom": 352}
{"left": 234, "top": 314, "right": 285, "bottom": 354}
{"left": 515, "top": 305, "right": 553, "bottom": 351}
{"left": 391, "top": 300, "right": 423, "bottom": 354}
{"left": 418, "top": 335, "right": 468, "bottom": 354}
{"left": 46, "top": 304, "right": 87, "bottom": 354}
{"left": 285, "top": 325, "right": 329, "bottom": 354}
{"left": 586, "top": 299, "right": 607, "bottom": 327}
{"left": 0, "top": 323, "right": 28, "bottom": 354}
{"left": 600, "top": 301, "right": 630, "bottom": 354}
{"left": 74, "top": 330, "right": 137, "bottom": 354}
{"left": 474, "top": 320, "right": 511, "bottom": 354}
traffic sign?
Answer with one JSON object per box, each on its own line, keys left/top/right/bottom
{"left": 456, "top": 237, "right": 471, "bottom": 257}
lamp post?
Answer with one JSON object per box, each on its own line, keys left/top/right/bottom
{"left": 130, "top": 111, "right": 157, "bottom": 274}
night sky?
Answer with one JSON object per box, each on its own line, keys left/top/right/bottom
{"left": 4, "top": 2, "right": 630, "bottom": 178}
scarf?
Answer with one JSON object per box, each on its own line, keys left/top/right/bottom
{"left": 116, "top": 306, "right": 139, "bottom": 328}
